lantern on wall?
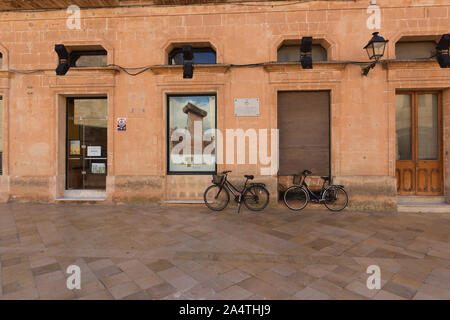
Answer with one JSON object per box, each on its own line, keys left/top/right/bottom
{"left": 364, "top": 32, "right": 388, "bottom": 60}
{"left": 362, "top": 32, "right": 389, "bottom": 76}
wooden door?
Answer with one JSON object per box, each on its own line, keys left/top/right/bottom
{"left": 396, "top": 92, "right": 443, "bottom": 195}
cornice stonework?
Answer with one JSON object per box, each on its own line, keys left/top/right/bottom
{"left": 0, "top": 0, "right": 310, "bottom": 11}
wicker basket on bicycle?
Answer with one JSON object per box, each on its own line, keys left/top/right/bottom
{"left": 293, "top": 174, "right": 323, "bottom": 190}
{"left": 293, "top": 174, "right": 303, "bottom": 185}
{"left": 212, "top": 174, "right": 225, "bottom": 185}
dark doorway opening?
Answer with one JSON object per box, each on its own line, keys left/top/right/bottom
{"left": 66, "top": 97, "right": 107, "bottom": 190}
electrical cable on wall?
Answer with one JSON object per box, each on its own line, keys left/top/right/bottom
{"left": 6, "top": 39, "right": 444, "bottom": 78}
{"left": 8, "top": 68, "right": 47, "bottom": 74}
{"left": 6, "top": 55, "right": 440, "bottom": 76}
{"left": 106, "top": 64, "right": 153, "bottom": 76}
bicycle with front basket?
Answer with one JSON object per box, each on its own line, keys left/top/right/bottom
{"left": 283, "top": 169, "right": 348, "bottom": 212}
{"left": 204, "top": 170, "right": 270, "bottom": 213}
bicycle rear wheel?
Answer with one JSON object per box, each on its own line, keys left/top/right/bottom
{"left": 204, "top": 185, "right": 230, "bottom": 211}
{"left": 283, "top": 186, "right": 309, "bottom": 211}
{"left": 243, "top": 185, "right": 270, "bottom": 211}
{"left": 323, "top": 186, "right": 348, "bottom": 212}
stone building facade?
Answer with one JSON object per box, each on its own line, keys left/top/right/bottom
{"left": 0, "top": 0, "right": 449, "bottom": 211}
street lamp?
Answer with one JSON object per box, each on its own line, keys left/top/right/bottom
{"left": 364, "top": 32, "right": 388, "bottom": 60}
{"left": 362, "top": 32, "right": 389, "bottom": 76}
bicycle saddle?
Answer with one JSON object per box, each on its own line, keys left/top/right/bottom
{"left": 222, "top": 170, "right": 232, "bottom": 174}
{"left": 244, "top": 175, "right": 254, "bottom": 180}
{"left": 321, "top": 176, "right": 330, "bottom": 181}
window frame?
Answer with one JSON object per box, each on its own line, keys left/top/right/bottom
{"left": 166, "top": 93, "right": 217, "bottom": 175}
{"left": 69, "top": 49, "right": 108, "bottom": 68}
{"left": 277, "top": 43, "right": 328, "bottom": 63}
{"left": 168, "top": 47, "right": 217, "bottom": 65}
{"left": 65, "top": 96, "right": 108, "bottom": 189}
{"left": 395, "top": 41, "right": 437, "bottom": 60}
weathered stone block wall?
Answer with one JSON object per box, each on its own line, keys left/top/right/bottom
{"left": 0, "top": 0, "right": 447, "bottom": 211}
{"left": 166, "top": 175, "right": 211, "bottom": 201}
{"left": 8, "top": 176, "right": 52, "bottom": 202}
{"left": 444, "top": 89, "right": 450, "bottom": 203}
{"left": 110, "top": 175, "right": 164, "bottom": 203}
{"left": 334, "top": 176, "right": 397, "bottom": 212}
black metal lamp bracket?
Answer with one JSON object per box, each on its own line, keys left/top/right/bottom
{"left": 361, "top": 60, "right": 378, "bottom": 76}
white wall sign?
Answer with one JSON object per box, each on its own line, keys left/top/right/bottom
{"left": 234, "top": 98, "right": 260, "bottom": 117}
{"left": 87, "top": 146, "right": 101, "bottom": 157}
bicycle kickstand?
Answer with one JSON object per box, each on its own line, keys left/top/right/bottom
{"left": 237, "top": 195, "right": 242, "bottom": 213}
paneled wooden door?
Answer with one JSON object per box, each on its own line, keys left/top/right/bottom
{"left": 396, "top": 91, "right": 443, "bottom": 195}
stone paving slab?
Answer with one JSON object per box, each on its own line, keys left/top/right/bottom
{"left": 0, "top": 203, "right": 449, "bottom": 300}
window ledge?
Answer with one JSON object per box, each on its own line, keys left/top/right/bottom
{"left": 68, "top": 67, "right": 119, "bottom": 72}
{"left": 41, "top": 67, "right": 120, "bottom": 76}
{"left": 150, "top": 63, "right": 230, "bottom": 75}
{"left": 263, "top": 61, "right": 346, "bottom": 71}
{"left": 382, "top": 59, "right": 437, "bottom": 63}
{"left": 0, "top": 70, "right": 13, "bottom": 78}
{"left": 380, "top": 59, "right": 441, "bottom": 69}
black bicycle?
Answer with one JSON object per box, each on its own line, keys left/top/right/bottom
{"left": 283, "top": 170, "right": 348, "bottom": 212}
{"left": 204, "top": 170, "right": 270, "bottom": 213}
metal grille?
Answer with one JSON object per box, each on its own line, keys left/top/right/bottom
{"left": 277, "top": 91, "right": 330, "bottom": 176}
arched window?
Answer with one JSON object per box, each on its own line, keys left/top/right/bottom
{"left": 67, "top": 45, "right": 107, "bottom": 67}
{"left": 395, "top": 39, "right": 436, "bottom": 60}
{"left": 168, "top": 47, "right": 216, "bottom": 65}
{"left": 277, "top": 43, "right": 327, "bottom": 62}
{"left": 71, "top": 50, "right": 107, "bottom": 67}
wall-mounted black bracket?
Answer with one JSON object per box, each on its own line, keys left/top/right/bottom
{"left": 361, "top": 60, "right": 378, "bottom": 76}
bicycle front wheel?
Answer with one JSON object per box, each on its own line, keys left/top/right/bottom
{"left": 204, "top": 185, "right": 230, "bottom": 211}
{"left": 283, "top": 186, "right": 309, "bottom": 211}
{"left": 323, "top": 186, "right": 348, "bottom": 212}
{"left": 243, "top": 185, "right": 270, "bottom": 211}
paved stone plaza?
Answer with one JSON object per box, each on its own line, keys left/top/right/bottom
{"left": 0, "top": 203, "right": 449, "bottom": 300}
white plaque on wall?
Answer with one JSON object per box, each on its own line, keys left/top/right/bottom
{"left": 234, "top": 98, "right": 260, "bottom": 117}
{"left": 87, "top": 146, "right": 101, "bottom": 157}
